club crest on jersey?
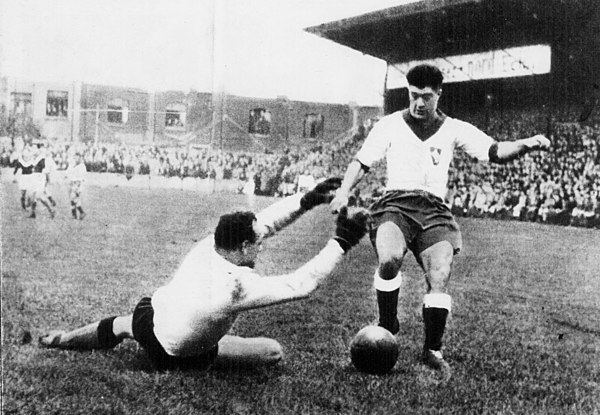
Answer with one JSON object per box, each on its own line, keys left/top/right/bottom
{"left": 430, "top": 147, "right": 442, "bottom": 165}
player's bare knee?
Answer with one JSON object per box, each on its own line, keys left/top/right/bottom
{"left": 379, "top": 259, "right": 402, "bottom": 280}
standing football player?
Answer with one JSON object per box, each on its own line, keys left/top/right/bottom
{"left": 12, "top": 145, "right": 36, "bottom": 214}
{"left": 330, "top": 64, "right": 550, "bottom": 380}
{"left": 39, "top": 179, "right": 370, "bottom": 371}
{"left": 40, "top": 143, "right": 58, "bottom": 208}
{"left": 65, "top": 152, "right": 87, "bottom": 220}
{"left": 28, "top": 144, "right": 56, "bottom": 219}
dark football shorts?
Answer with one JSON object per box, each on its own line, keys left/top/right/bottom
{"left": 132, "top": 297, "right": 218, "bottom": 371}
{"left": 369, "top": 190, "right": 462, "bottom": 256}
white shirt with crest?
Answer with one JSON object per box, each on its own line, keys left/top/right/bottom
{"left": 355, "top": 111, "right": 494, "bottom": 200}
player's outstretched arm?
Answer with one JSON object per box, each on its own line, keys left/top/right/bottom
{"left": 232, "top": 207, "right": 371, "bottom": 311}
{"left": 489, "top": 134, "right": 551, "bottom": 163}
{"left": 255, "top": 177, "right": 341, "bottom": 238}
{"left": 330, "top": 160, "right": 367, "bottom": 213}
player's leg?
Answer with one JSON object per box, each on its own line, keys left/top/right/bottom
{"left": 70, "top": 184, "right": 84, "bottom": 219}
{"left": 28, "top": 189, "right": 37, "bottom": 218}
{"left": 74, "top": 185, "right": 86, "bottom": 219}
{"left": 373, "top": 219, "right": 408, "bottom": 335}
{"left": 70, "top": 199, "right": 78, "bottom": 219}
{"left": 45, "top": 176, "right": 57, "bottom": 207}
{"left": 39, "top": 314, "right": 133, "bottom": 350}
{"left": 418, "top": 239, "right": 454, "bottom": 380}
{"left": 20, "top": 189, "right": 28, "bottom": 210}
{"left": 420, "top": 241, "right": 454, "bottom": 350}
{"left": 213, "top": 335, "right": 283, "bottom": 368}
{"left": 35, "top": 192, "right": 55, "bottom": 218}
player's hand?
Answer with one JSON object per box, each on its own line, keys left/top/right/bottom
{"left": 329, "top": 189, "right": 349, "bottom": 213}
{"left": 300, "top": 177, "right": 342, "bottom": 210}
{"left": 334, "top": 206, "right": 371, "bottom": 253}
{"left": 523, "top": 134, "right": 551, "bottom": 151}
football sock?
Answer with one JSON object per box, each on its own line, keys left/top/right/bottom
{"left": 423, "top": 293, "right": 451, "bottom": 351}
{"left": 377, "top": 289, "right": 400, "bottom": 334}
{"left": 77, "top": 206, "right": 85, "bottom": 215}
{"left": 97, "top": 317, "right": 122, "bottom": 349}
{"left": 48, "top": 196, "right": 56, "bottom": 207}
{"left": 21, "top": 193, "right": 27, "bottom": 209}
{"left": 374, "top": 270, "right": 402, "bottom": 335}
{"left": 54, "top": 317, "right": 122, "bottom": 349}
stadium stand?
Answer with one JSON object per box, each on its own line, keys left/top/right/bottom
{"left": 1, "top": 108, "right": 598, "bottom": 228}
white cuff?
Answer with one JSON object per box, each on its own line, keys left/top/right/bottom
{"left": 423, "top": 293, "right": 452, "bottom": 312}
{"left": 373, "top": 270, "right": 402, "bottom": 292}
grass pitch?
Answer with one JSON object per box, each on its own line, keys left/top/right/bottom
{"left": 2, "top": 180, "right": 599, "bottom": 414}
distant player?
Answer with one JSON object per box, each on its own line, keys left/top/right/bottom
{"left": 28, "top": 145, "right": 56, "bottom": 219}
{"left": 39, "top": 179, "right": 370, "bottom": 371}
{"left": 12, "top": 146, "right": 36, "bottom": 214}
{"left": 330, "top": 64, "right": 550, "bottom": 380}
{"left": 39, "top": 144, "right": 58, "bottom": 207}
{"left": 65, "top": 153, "right": 87, "bottom": 220}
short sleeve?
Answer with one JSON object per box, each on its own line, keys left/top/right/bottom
{"left": 454, "top": 120, "right": 495, "bottom": 162}
{"left": 355, "top": 119, "right": 391, "bottom": 167}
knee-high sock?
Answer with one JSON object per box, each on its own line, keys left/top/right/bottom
{"left": 422, "top": 293, "right": 451, "bottom": 351}
{"left": 374, "top": 269, "right": 402, "bottom": 334}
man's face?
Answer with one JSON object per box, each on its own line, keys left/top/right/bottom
{"left": 408, "top": 85, "right": 441, "bottom": 121}
{"left": 239, "top": 222, "right": 264, "bottom": 268}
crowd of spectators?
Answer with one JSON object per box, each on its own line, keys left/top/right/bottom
{"left": 1, "top": 107, "right": 598, "bottom": 228}
{"left": 445, "top": 109, "right": 599, "bottom": 229}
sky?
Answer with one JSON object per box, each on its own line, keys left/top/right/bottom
{"left": 0, "top": 0, "right": 416, "bottom": 106}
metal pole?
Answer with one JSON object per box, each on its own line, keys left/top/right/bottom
{"left": 94, "top": 103, "right": 99, "bottom": 146}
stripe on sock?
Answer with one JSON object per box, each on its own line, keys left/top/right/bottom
{"left": 373, "top": 269, "right": 402, "bottom": 292}
{"left": 423, "top": 293, "right": 452, "bottom": 312}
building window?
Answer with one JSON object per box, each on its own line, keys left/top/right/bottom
{"left": 107, "top": 98, "right": 129, "bottom": 124}
{"left": 249, "top": 108, "right": 271, "bottom": 135}
{"left": 165, "top": 103, "right": 186, "bottom": 128}
{"left": 46, "top": 90, "right": 68, "bottom": 117}
{"left": 303, "top": 113, "right": 324, "bottom": 138}
{"left": 11, "top": 93, "right": 32, "bottom": 117}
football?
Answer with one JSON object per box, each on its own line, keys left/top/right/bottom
{"left": 350, "top": 326, "right": 399, "bottom": 374}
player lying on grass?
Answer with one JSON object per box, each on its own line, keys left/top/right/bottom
{"left": 330, "top": 63, "right": 551, "bottom": 381}
{"left": 40, "top": 178, "right": 370, "bottom": 371}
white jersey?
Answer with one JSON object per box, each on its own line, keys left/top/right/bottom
{"left": 14, "top": 157, "right": 35, "bottom": 191}
{"left": 151, "top": 193, "right": 345, "bottom": 357}
{"left": 66, "top": 162, "right": 87, "bottom": 183}
{"left": 355, "top": 111, "right": 494, "bottom": 200}
{"left": 31, "top": 157, "right": 48, "bottom": 194}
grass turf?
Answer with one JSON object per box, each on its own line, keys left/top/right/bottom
{"left": 2, "top": 181, "right": 599, "bottom": 414}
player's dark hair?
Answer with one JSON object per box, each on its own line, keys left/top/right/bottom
{"left": 214, "top": 211, "right": 257, "bottom": 250}
{"left": 406, "top": 64, "right": 444, "bottom": 90}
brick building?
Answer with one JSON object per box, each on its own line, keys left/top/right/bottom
{"left": 1, "top": 77, "right": 381, "bottom": 149}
